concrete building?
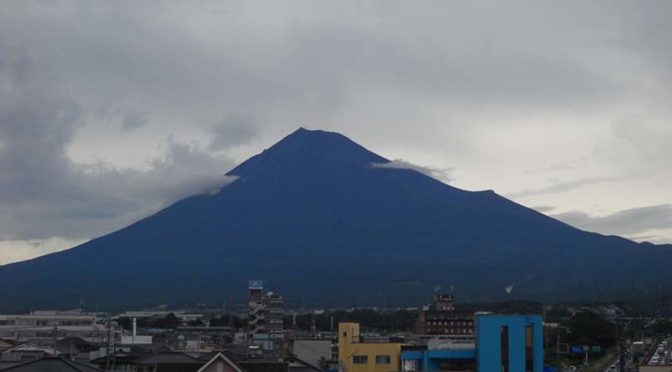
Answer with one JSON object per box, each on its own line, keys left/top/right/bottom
{"left": 402, "top": 314, "right": 544, "bottom": 372}
{"left": 285, "top": 339, "right": 333, "bottom": 370}
{"left": 338, "top": 322, "right": 402, "bottom": 372}
{"left": 248, "top": 281, "right": 285, "bottom": 336}
{"left": 339, "top": 314, "right": 544, "bottom": 372}
{"left": 248, "top": 281, "right": 265, "bottom": 335}
{"left": 0, "top": 311, "right": 114, "bottom": 344}
{"left": 261, "top": 292, "right": 285, "bottom": 333}
{"left": 415, "top": 294, "right": 474, "bottom": 336}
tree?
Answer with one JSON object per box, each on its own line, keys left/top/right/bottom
{"left": 155, "top": 313, "right": 180, "bottom": 329}
{"left": 567, "top": 311, "right": 616, "bottom": 347}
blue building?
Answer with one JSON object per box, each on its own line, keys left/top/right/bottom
{"left": 402, "top": 314, "right": 543, "bottom": 372}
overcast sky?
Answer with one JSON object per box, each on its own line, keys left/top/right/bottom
{"left": 1, "top": 0, "right": 671, "bottom": 264}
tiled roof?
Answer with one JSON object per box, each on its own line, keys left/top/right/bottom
{"left": 137, "top": 352, "right": 204, "bottom": 365}
{"left": 0, "top": 356, "right": 102, "bottom": 372}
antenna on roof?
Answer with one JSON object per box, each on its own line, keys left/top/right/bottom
{"left": 433, "top": 284, "right": 441, "bottom": 294}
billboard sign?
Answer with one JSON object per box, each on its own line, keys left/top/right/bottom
{"left": 249, "top": 280, "right": 263, "bottom": 290}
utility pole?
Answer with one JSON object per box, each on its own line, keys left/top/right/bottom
{"left": 52, "top": 325, "right": 58, "bottom": 350}
{"left": 556, "top": 330, "right": 561, "bottom": 372}
{"left": 618, "top": 318, "right": 629, "bottom": 372}
{"left": 105, "top": 315, "right": 112, "bottom": 371}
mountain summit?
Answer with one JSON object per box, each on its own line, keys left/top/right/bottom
{"left": 0, "top": 128, "right": 670, "bottom": 311}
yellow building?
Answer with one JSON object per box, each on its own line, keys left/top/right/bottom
{"left": 338, "top": 322, "right": 402, "bottom": 372}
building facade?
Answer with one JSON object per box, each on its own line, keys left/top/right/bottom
{"left": 248, "top": 281, "right": 265, "bottom": 335}
{"left": 402, "top": 314, "right": 544, "bottom": 372}
{"left": 338, "top": 323, "right": 402, "bottom": 372}
{"left": 0, "top": 311, "right": 113, "bottom": 344}
{"left": 415, "top": 294, "right": 474, "bottom": 336}
{"left": 248, "top": 281, "right": 285, "bottom": 336}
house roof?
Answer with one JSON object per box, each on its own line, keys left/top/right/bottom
{"left": 0, "top": 356, "right": 103, "bottom": 372}
{"left": 3, "top": 344, "right": 58, "bottom": 356}
{"left": 0, "top": 339, "right": 16, "bottom": 348}
{"left": 136, "top": 352, "right": 204, "bottom": 365}
{"left": 285, "top": 355, "right": 321, "bottom": 372}
{"left": 56, "top": 337, "right": 99, "bottom": 355}
{"left": 136, "top": 352, "right": 205, "bottom": 372}
{"left": 197, "top": 352, "right": 245, "bottom": 372}
{"left": 238, "top": 360, "right": 288, "bottom": 372}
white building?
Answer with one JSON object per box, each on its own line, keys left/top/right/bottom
{"left": 0, "top": 310, "right": 116, "bottom": 344}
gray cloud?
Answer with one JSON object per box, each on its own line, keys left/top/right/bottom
{"left": 506, "top": 176, "right": 630, "bottom": 199}
{"left": 0, "top": 43, "right": 237, "bottom": 242}
{"left": 526, "top": 162, "right": 581, "bottom": 174}
{"left": 532, "top": 206, "right": 556, "bottom": 213}
{"left": 122, "top": 110, "right": 148, "bottom": 130}
{"left": 371, "top": 159, "right": 452, "bottom": 183}
{"left": 1, "top": 0, "right": 671, "bottom": 261}
{"left": 552, "top": 205, "right": 672, "bottom": 241}
{"left": 208, "top": 113, "right": 258, "bottom": 151}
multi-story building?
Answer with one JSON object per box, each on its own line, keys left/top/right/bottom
{"left": 262, "top": 292, "right": 285, "bottom": 333}
{"left": 415, "top": 293, "right": 474, "bottom": 336}
{"left": 0, "top": 310, "right": 115, "bottom": 344}
{"left": 248, "top": 280, "right": 265, "bottom": 335}
{"left": 403, "top": 314, "right": 543, "bottom": 372}
{"left": 248, "top": 281, "right": 285, "bottom": 335}
{"left": 339, "top": 314, "right": 544, "bottom": 372}
{"left": 338, "top": 322, "right": 403, "bottom": 372}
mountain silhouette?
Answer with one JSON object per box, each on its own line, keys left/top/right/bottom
{"left": 0, "top": 128, "right": 670, "bottom": 311}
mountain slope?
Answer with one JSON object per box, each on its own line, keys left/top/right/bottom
{"left": 0, "top": 128, "right": 670, "bottom": 311}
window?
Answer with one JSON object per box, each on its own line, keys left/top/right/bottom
{"left": 375, "top": 355, "right": 391, "bottom": 364}
{"left": 353, "top": 355, "right": 368, "bottom": 364}
{"left": 501, "top": 326, "right": 509, "bottom": 372}
{"left": 525, "top": 326, "right": 534, "bottom": 372}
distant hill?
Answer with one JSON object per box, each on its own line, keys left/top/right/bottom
{"left": 0, "top": 128, "right": 670, "bottom": 311}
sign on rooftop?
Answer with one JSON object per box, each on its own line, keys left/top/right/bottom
{"left": 249, "top": 280, "right": 263, "bottom": 289}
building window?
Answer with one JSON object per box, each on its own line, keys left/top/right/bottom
{"left": 375, "top": 355, "right": 391, "bottom": 364}
{"left": 525, "top": 325, "right": 534, "bottom": 372}
{"left": 353, "top": 355, "right": 368, "bottom": 364}
{"left": 501, "top": 326, "right": 509, "bottom": 372}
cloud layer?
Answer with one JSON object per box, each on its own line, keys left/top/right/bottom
{"left": 0, "top": 39, "right": 238, "bottom": 249}
{"left": 1, "top": 1, "right": 671, "bottom": 263}
{"left": 553, "top": 205, "right": 672, "bottom": 243}
{"left": 371, "top": 159, "right": 452, "bottom": 183}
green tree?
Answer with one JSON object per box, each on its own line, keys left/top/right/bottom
{"left": 567, "top": 311, "right": 616, "bottom": 347}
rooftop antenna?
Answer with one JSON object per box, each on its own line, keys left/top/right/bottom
{"left": 433, "top": 284, "right": 441, "bottom": 294}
